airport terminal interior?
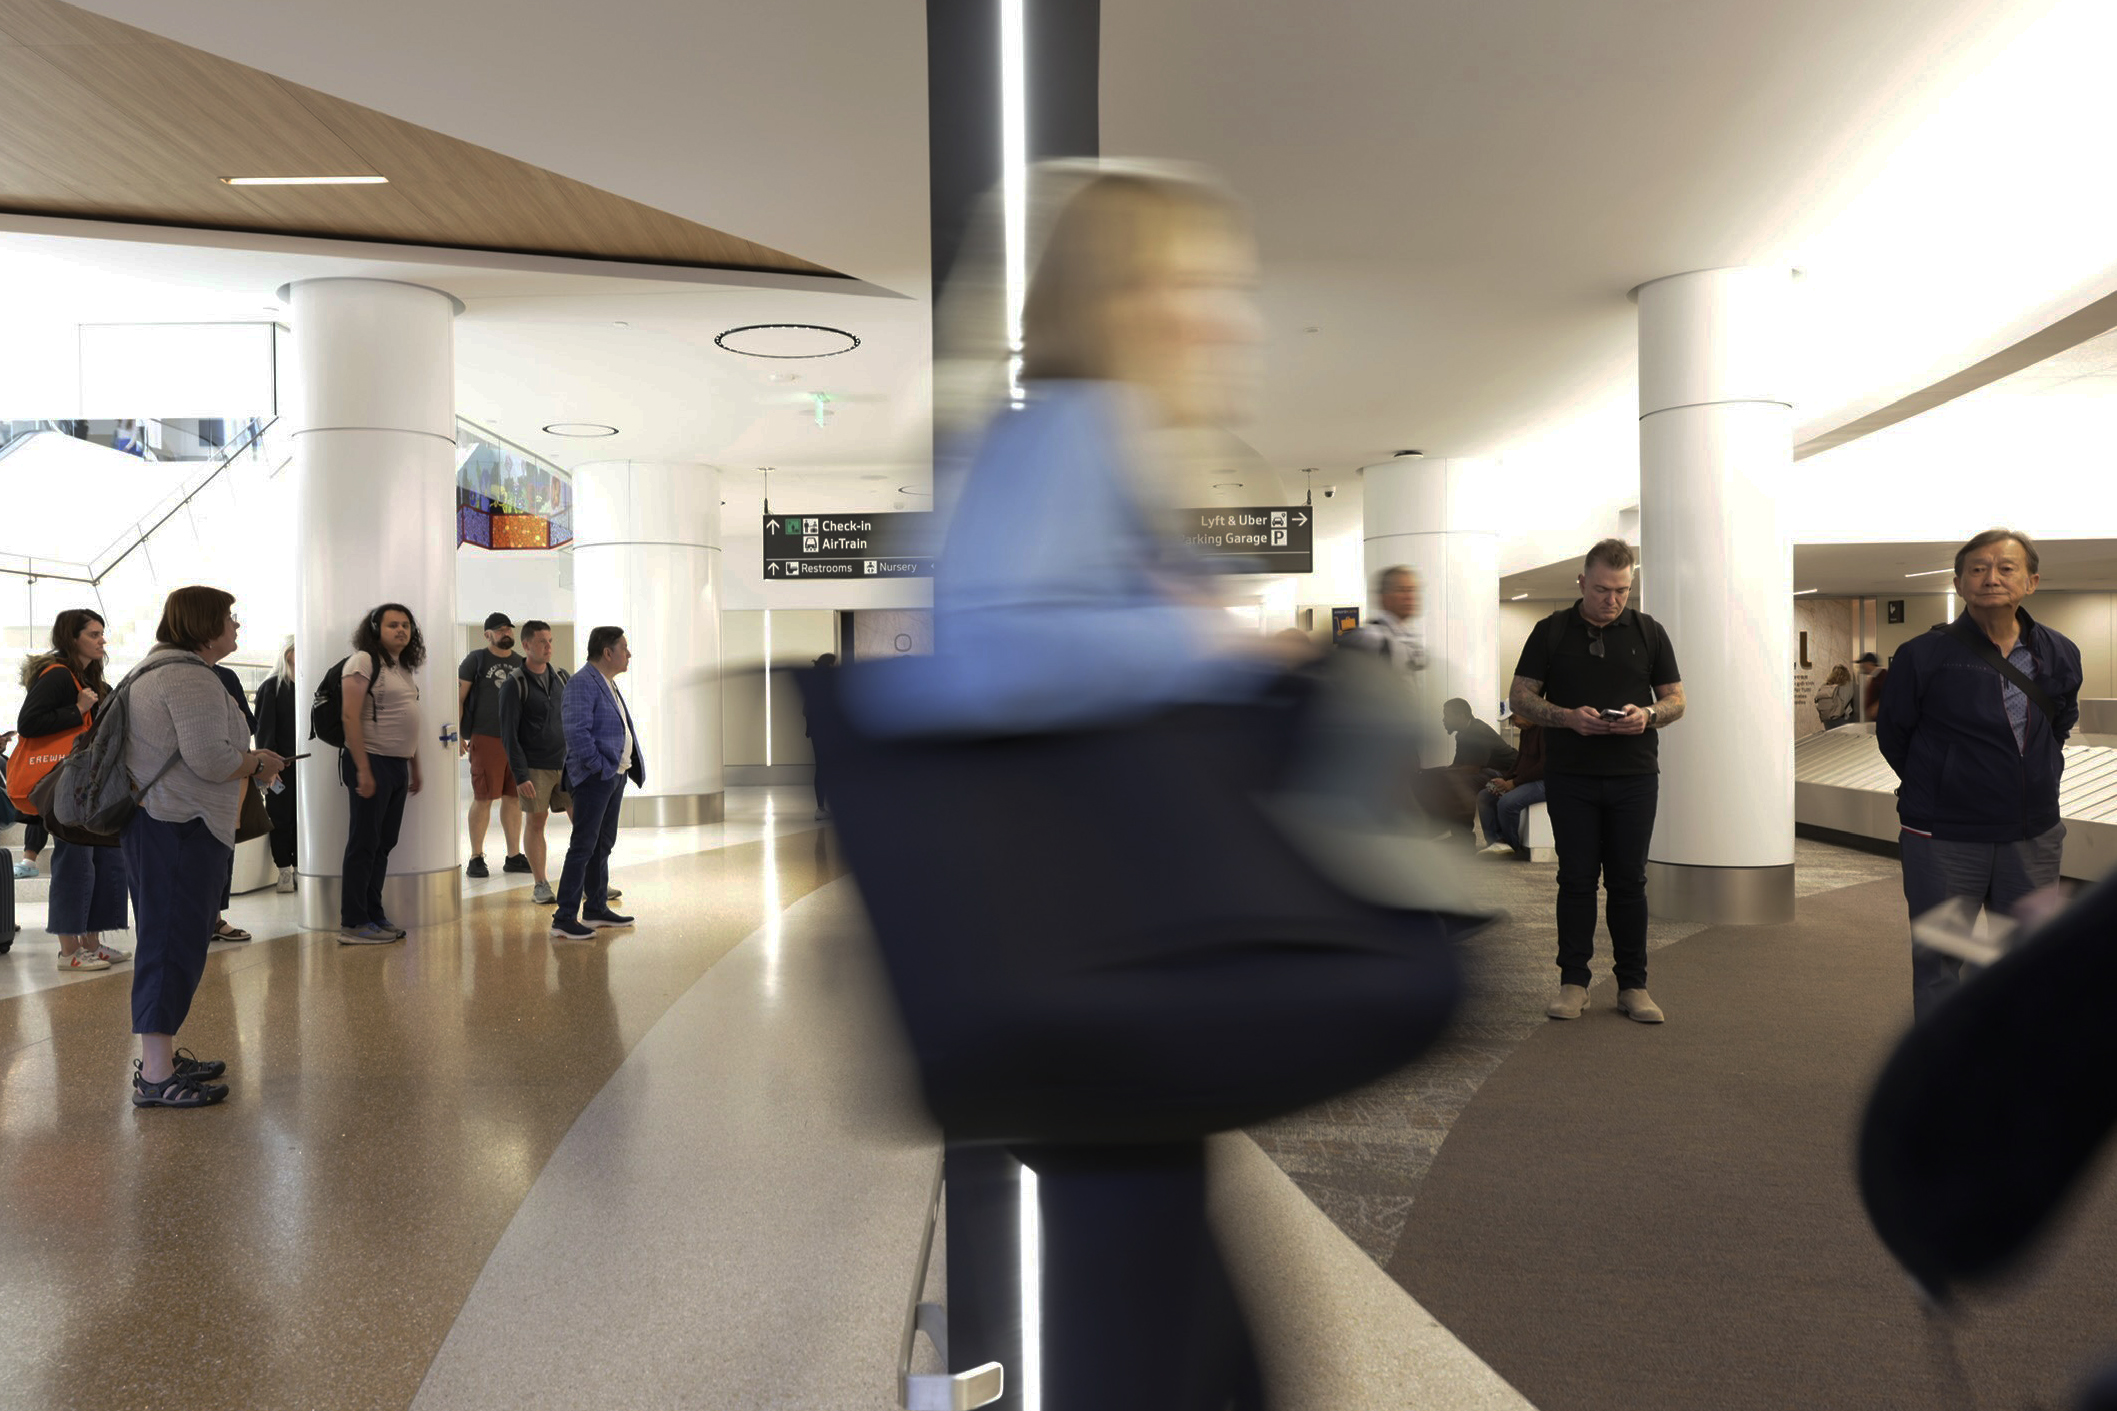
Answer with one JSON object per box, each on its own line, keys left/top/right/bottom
{"left": 3, "top": 0, "right": 2117, "bottom": 1407}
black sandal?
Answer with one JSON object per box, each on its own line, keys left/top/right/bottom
{"left": 132, "top": 1061, "right": 229, "bottom": 1108}
{"left": 172, "top": 1048, "right": 227, "bottom": 1082}
{"left": 212, "top": 921, "right": 253, "bottom": 943}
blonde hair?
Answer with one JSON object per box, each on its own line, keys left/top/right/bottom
{"left": 1019, "top": 171, "right": 1246, "bottom": 382}
{"left": 1825, "top": 664, "right": 1852, "bottom": 686}
{"left": 933, "top": 160, "right": 1244, "bottom": 448}
{"left": 274, "top": 635, "right": 296, "bottom": 684}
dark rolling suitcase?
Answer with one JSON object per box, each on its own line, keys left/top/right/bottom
{"left": 0, "top": 847, "right": 14, "bottom": 954}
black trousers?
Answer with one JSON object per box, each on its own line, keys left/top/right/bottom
{"left": 265, "top": 775, "right": 297, "bottom": 869}
{"left": 340, "top": 754, "right": 410, "bottom": 928}
{"left": 1544, "top": 770, "right": 1659, "bottom": 991}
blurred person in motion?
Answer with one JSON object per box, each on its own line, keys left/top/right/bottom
{"left": 845, "top": 164, "right": 1374, "bottom": 1411}
{"left": 1878, "top": 528, "right": 2080, "bottom": 1022}
{"left": 1478, "top": 713, "right": 1547, "bottom": 859}
{"left": 549, "top": 626, "right": 641, "bottom": 942}
{"left": 1342, "top": 565, "right": 1426, "bottom": 673}
{"left": 458, "top": 612, "right": 528, "bottom": 880}
{"left": 1510, "top": 539, "right": 1684, "bottom": 1024}
{"left": 806, "top": 651, "right": 837, "bottom": 821}
{"left": 123, "top": 587, "right": 285, "bottom": 1107}
{"left": 1858, "top": 651, "right": 1888, "bottom": 724}
{"left": 500, "top": 620, "right": 571, "bottom": 906}
{"left": 340, "top": 605, "right": 426, "bottom": 945}
{"left": 17, "top": 609, "right": 129, "bottom": 970}
{"left": 253, "top": 636, "right": 300, "bottom": 893}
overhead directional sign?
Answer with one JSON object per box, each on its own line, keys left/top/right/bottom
{"left": 762, "top": 512, "right": 937, "bottom": 580}
{"left": 1177, "top": 505, "right": 1314, "bottom": 574}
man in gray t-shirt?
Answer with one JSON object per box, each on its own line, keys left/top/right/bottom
{"left": 458, "top": 611, "right": 526, "bottom": 878}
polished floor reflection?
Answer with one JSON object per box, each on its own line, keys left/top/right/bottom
{"left": 0, "top": 794, "right": 845, "bottom": 1411}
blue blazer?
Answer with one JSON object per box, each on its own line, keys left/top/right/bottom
{"left": 562, "top": 663, "right": 646, "bottom": 787}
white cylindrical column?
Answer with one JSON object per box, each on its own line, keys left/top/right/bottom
{"left": 1362, "top": 456, "right": 1502, "bottom": 746}
{"left": 288, "top": 278, "right": 464, "bottom": 930}
{"left": 570, "top": 461, "right": 725, "bottom": 826}
{"left": 1637, "top": 266, "right": 1795, "bottom": 924}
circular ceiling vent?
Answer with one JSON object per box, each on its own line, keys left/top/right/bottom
{"left": 715, "top": 323, "right": 862, "bottom": 359}
{"left": 542, "top": 422, "right": 619, "bottom": 437}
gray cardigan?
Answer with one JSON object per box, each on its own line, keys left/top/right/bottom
{"left": 124, "top": 649, "right": 250, "bottom": 848}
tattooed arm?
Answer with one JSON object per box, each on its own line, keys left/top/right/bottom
{"left": 1509, "top": 675, "right": 1605, "bottom": 735}
{"left": 1650, "top": 681, "right": 1686, "bottom": 727}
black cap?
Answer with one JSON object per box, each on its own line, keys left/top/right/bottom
{"left": 1858, "top": 652, "right": 1880, "bottom": 665}
{"left": 484, "top": 612, "right": 514, "bottom": 632}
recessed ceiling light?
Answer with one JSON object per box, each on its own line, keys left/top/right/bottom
{"left": 1794, "top": 588, "right": 1818, "bottom": 596}
{"left": 612, "top": 320, "right": 629, "bottom": 328}
{"left": 542, "top": 422, "right": 619, "bottom": 437}
{"left": 715, "top": 323, "right": 861, "bottom": 359}
{"left": 765, "top": 372, "right": 802, "bottom": 384}
{"left": 1904, "top": 567, "right": 1953, "bottom": 578}
{"left": 1510, "top": 593, "right": 1529, "bottom": 601}
{"left": 1394, "top": 449, "right": 1424, "bottom": 458}
{"left": 221, "top": 175, "right": 388, "bottom": 185}
{"left": 897, "top": 486, "right": 931, "bottom": 497}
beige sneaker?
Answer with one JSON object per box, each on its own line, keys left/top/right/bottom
{"left": 1618, "top": 988, "right": 1665, "bottom": 1023}
{"left": 1546, "top": 983, "right": 1589, "bottom": 1020}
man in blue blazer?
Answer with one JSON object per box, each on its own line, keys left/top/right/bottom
{"left": 551, "top": 625, "right": 645, "bottom": 939}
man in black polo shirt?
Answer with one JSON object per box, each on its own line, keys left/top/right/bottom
{"left": 1510, "top": 539, "right": 1686, "bottom": 1023}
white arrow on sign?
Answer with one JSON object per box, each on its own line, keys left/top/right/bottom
{"left": 767, "top": 562, "right": 781, "bottom": 575}
{"left": 1293, "top": 511, "right": 1309, "bottom": 527}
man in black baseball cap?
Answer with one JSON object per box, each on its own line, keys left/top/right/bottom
{"left": 458, "top": 612, "right": 528, "bottom": 878}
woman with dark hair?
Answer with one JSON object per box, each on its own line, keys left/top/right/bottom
{"left": 339, "top": 604, "right": 426, "bottom": 944}
{"left": 122, "top": 586, "right": 285, "bottom": 1107}
{"left": 17, "top": 608, "right": 129, "bottom": 971}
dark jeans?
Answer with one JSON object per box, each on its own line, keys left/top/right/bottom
{"left": 24, "top": 818, "right": 48, "bottom": 856}
{"left": 48, "top": 837, "right": 130, "bottom": 935}
{"left": 122, "top": 814, "right": 230, "bottom": 1035}
{"left": 1901, "top": 824, "right": 2066, "bottom": 1022}
{"left": 555, "top": 770, "right": 626, "bottom": 920}
{"left": 1477, "top": 778, "right": 1548, "bottom": 851}
{"left": 340, "top": 753, "right": 410, "bottom": 928}
{"left": 1544, "top": 770, "right": 1660, "bottom": 990}
{"left": 266, "top": 775, "right": 297, "bottom": 869}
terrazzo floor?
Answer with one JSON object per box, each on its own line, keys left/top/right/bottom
{"left": 1245, "top": 836, "right": 1902, "bottom": 1264}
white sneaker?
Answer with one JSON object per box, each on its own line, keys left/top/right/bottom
{"left": 57, "top": 949, "right": 111, "bottom": 972}
{"left": 1481, "top": 842, "right": 1516, "bottom": 856}
{"left": 276, "top": 867, "right": 297, "bottom": 894}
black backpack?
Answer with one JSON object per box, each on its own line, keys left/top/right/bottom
{"left": 310, "top": 657, "right": 380, "bottom": 748}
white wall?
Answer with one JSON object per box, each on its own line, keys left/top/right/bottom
{"left": 456, "top": 547, "right": 572, "bottom": 627}
{"left": 721, "top": 609, "right": 836, "bottom": 770}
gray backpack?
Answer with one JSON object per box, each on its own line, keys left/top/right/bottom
{"left": 30, "top": 652, "right": 212, "bottom": 844}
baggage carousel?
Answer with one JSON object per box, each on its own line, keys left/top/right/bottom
{"left": 1794, "top": 709, "right": 2117, "bottom": 883}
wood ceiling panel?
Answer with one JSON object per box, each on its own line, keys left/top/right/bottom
{"left": 0, "top": 0, "right": 845, "bottom": 278}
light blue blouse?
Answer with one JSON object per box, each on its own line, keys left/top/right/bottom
{"left": 848, "top": 382, "right": 1263, "bottom": 736}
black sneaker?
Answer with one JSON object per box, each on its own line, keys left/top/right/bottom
{"left": 466, "top": 855, "right": 489, "bottom": 878}
{"left": 502, "top": 853, "right": 532, "bottom": 874}
{"left": 583, "top": 910, "right": 635, "bottom": 930}
{"left": 171, "top": 1048, "right": 227, "bottom": 1082}
{"left": 549, "top": 916, "right": 596, "bottom": 941}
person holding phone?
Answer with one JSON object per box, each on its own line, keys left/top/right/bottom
{"left": 1509, "top": 539, "right": 1685, "bottom": 1023}
{"left": 339, "top": 604, "right": 426, "bottom": 944}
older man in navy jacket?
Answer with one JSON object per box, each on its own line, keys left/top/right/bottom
{"left": 550, "top": 625, "right": 646, "bottom": 941}
{"left": 1878, "top": 528, "right": 2082, "bottom": 1021}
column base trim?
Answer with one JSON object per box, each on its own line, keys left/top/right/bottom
{"left": 299, "top": 868, "right": 463, "bottom": 932}
{"left": 1646, "top": 860, "right": 1795, "bottom": 925}
{"left": 618, "top": 792, "right": 725, "bottom": 828}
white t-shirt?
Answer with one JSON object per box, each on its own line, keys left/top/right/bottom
{"left": 617, "top": 690, "right": 635, "bottom": 773}
{"left": 345, "top": 650, "right": 424, "bottom": 759}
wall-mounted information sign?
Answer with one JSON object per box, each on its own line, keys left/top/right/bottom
{"left": 762, "top": 512, "right": 936, "bottom": 579}
{"left": 1176, "top": 505, "right": 1314, "bottom": 574}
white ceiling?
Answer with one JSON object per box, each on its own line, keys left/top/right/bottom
{"left": 1502, "top": 538, "right": 2117, "bottom": 602}
{"left": 1102, "top": 0, "right": 2117, "bottom": 486}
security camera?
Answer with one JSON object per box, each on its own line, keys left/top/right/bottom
{"left": 1322, "top": 486, "right": 1337, "bottom": 499}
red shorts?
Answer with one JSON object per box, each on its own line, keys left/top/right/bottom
{"left": 468, "top": 734, "right": 518, "bottom": 802}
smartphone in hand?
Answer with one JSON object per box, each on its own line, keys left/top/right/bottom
{"left": 1598, "top": 707, "right": 1629, "bottom": 721}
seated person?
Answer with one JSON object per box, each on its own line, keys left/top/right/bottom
{"left": 1478, "top": 716, "right": 1547, "bottom": 859}
{"left": 1443, "top": 697, "right": 1518, "bottom": 778}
